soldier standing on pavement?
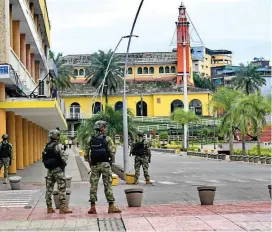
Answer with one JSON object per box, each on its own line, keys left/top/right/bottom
{"left": 84, "top": 120, "right": 122, "bottom": 214}
{"left": 130, "top": 131, "right": 152, "bottom": 185}
{"left": 0, "top": 134, "right": 13, "bottom": 184}
{"left": 42, "top": 129, "right": 72, "bottom": 214}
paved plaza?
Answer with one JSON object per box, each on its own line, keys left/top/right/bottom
{"left": 0, "top": 148, "right": 270, "bottom": 231}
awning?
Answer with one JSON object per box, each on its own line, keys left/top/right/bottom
{"left": 0, "top": 98, "right": 67, "bottom": 130}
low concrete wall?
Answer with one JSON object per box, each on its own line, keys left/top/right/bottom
{"left": 150, "top": 148, "right": 176, "bottom": 154}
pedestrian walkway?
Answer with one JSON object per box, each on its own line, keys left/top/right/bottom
{"left": 0, "top": 189, "right": 39, "bottom": 208}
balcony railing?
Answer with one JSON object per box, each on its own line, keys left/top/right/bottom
{"left": 9, "top": 49, "right": 36, "bottom": 95}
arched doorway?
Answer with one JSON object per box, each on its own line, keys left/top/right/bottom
{"left": 189, "top": 99, "right": 202, "bottom": 116}
{"left": 136, "top": 101, "right": 147, "bottom": 116}
{"left": 92, "top": 102, "right": 103, "bottom": 114}
{"left": 70, "top": 102, "right": 80, "bottom": 119}
{"left": 171, "top": 99, "right": 184, "bottom": 113}
{"left": 115, "top": 101, "right": 123, "bottom": 111}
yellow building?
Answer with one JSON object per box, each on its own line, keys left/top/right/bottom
{"left": 0, "top": 0, "right": 66, "bottom": 175}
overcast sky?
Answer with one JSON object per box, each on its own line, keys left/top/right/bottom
{"left": 47, "top": 0, "right": 271, "bottom": 65}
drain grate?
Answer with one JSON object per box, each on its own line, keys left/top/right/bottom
{"left": 97, "top": 218, "right": 126, "bottom": 231}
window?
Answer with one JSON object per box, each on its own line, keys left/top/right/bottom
{"left": 70, "top": 102, "right": 80, "bottom": 119}
{"left": 157, "top": 98, "right": 161, "bottom": 104}
{"left": 195, "top": 63, "right": 198, "bottom": 66}
{"left": 137, "top": 67, "right": 142, "bottom": 74}
{"left": 171, "top": 66, "right": 176, "bottom": 73}
{"left": 115, "top": 101, "right": 123, "bottom": 111}
{"left": 136, "top": 101, "right": 147, "bottom": 116}
{"left": 73, "top": 69, "right": 78, "bottom": 76}
{"left": 189, "top": 99, "right": 202, "bottom": 116}
{"left": 165, "top": 66, "right": 170, "bottom": 73}
{"left": 171, "top": 99, "right": 184, "bottom": 113}
{"left": 79, "top": 69, "right": 84, "bottom": 76}
{"left": 143, "top": 67, "right": 148, "bottom": 74}
{"left": 38, "top": 80, "right": 44, "bottom": 95}
{"left": 128, "top": 67, "right": 133, "bottom": 74}
{"left": 159, "top": 66, "right": 164, "bottom": 74}
{"left": 149, "top": 67, "right": 154, "bottom": 74}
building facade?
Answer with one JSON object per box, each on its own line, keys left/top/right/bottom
{"left": 0, "top": 0, "right": 66, "bottom": 175}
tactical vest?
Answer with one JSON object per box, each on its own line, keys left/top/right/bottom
{"left": 132, "top": 140, "right": 148, "bottom": 156}
{"left": 42, "top": 142, "right": 64, "bottom": 170}
{"left": 90, "top": 135, "right": 110, "bottom": 165}
{"left": 0, "top": 142, "right": 11, "bottom": 158}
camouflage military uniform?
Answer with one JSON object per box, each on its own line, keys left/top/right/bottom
{"left": 85, "top": 132, "right": 116, "bottom": 203}
{"left": 0, "top": 141, "right": 13, "bottom": 178}
{"left": 131, "top": 139, "right": 151, "bottom": 183}
{"left": 43, "top": 134, "right": 69, "bottom": 209}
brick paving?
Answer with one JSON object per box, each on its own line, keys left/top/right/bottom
{"left": 0, "top": 202, "right": 270, "bottom": 231}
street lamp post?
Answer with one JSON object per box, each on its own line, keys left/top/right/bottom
{"left": 213, "top": 114, "right": 216, "bottom": 149}
{"left": 100, "top": 35, "right": 139, "bottom": 111}
{"left": 183, "top": 42, "right": 188, "bottom": 150}
{"left": 123, "top": 0, "right": 145, "bottom": 174}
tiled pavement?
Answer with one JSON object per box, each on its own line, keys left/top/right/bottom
{"left": 0, "top": 202, "right": 270, "bottom": 231}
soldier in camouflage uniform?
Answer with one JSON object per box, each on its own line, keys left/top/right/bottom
{"left": 0, "top": 134, "right": 13, "bottom": 184}
{"left": 42, "top": 129, "right": 72, "bottom": 214}
{"left": 84, "top": 120, "right": 121, "bottom": 214}
{"left": 130, "top": 131, "right": 152, "bottom": 185}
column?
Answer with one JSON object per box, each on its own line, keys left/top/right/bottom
{"left": 31, "top": 54, "right": 35, "bottom": 81}
{"left": 15, "top": 115, "right": 23, "bottom": 169}
{"left": 35, "top": 61, "right": 40, "bottom": 83}
{"left": 34, "top": 15, "right": 38, "bottom": 30}
{"left": 33, "top": 124, "right": 37, "bottom": 162}
{"left": 7, "top": 112, "right": 16, "bottom": 174}
{"left": 20, "top": 34, "right": 26, "bottom": 66}
{"left": 28, "top": 121, "right": 33, "bottom": 165}
{"left": 0, "top": 0, "right": 10, "bottom": 63}
{"left": 29, "top": 3, "right": 34, "bottom": 18}
{"left": 9, "top": 5, "right": 13, "bottom": 49}
{"left": 12, "top": 21, "right": 20, "bottom": 58}
{"left": 26, "top": 44, "right": 31, "bottom": 72}
{"left": 22, "top": 118, "right": 29, "bottom": 167}
{"left": 0, "top": 83, "right": 6, "bottom": 178}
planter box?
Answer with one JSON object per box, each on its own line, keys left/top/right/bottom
{"left": 213, "top": 154, "right": 218, "bottom": 159}
{"left": 53, "top": 189, "right": 71, "bottom": 209}
{"left": 238, "top": 156, "right": 243, "bottom": 161}
{"left": 125, "top": 188, "right": 143, "bottom": 207}
{"left": 243, "top": 156, "right": 249, "bottom": 162}
{"left": 66, "top": 176, "right": 72, "bottom": 188}
{"left": 218, "top": 154, "right": 222, "bottom": 159}
{"left": 266, "top": 158, "right": 271, "bottom": 164}
{"left": 197, "top": 186, "right": 216, "bottom": 205}
{"left": 230, "top": 155, "right": 235, "bottom": 161}
{"left": 9, "top": 176, "right": 22, "bottom": 190}
{"left": 253, "top": 157, "right": 259, "bottom": 163}
{"left": 221, "top": 154, "right": 226, "bottom": 160}
{"left": 260, "top": 157, "right": 266, "bottom": 164}
{"left": 249, "top": 156, "right": 254, "bottom": 162}
{"left": 150, "top": 148, "right": 176, "bottom": 154}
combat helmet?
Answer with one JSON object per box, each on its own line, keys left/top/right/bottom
{"left": 48, "top": 129, "right": 60, "bottom": 140}
{"left": 93, "top": 120, "right": 107, "bottom": 130}
{"left": 2, "top": 134, "right": 8, "bottom": 140}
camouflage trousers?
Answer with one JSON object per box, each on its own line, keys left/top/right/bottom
{"left": 45, "top": 167, "right": 66, "bottom": 208}
{"left": 89, "top": 162, "right": 115, "bottom": 203}
{"left": 0, "top": 157, "right": 10, "bottom": 178}
{"left": 134, "top": 156, "right": 150, "bottom": 182}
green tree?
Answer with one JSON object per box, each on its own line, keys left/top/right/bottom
{"left": 236, "top": 92, "right": 271, "bottom": 156}
{"left": 77, "top": 105, "right": 136, "bottom": 149}
{"left": 85, "top": 50, "right": 123, "bottom": 104}
{"left": 210, "top": 87, "right": 244, "bottom": 155}
{"left": 171, "top": 108, "right": 199, "bottom": 125}
{"left": 232, "top": 63, "right": 266, "bottom": 95}
{"left": 193, "top": 73, "right": 215, "bottom": 91}
{"left": 48, "top": 51, "right": 74, "bottom": 91}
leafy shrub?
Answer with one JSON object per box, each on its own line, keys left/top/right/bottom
{"left": 188, "top": 146, "right": 199, "bottom": 152}
{"left": 159, "top": 132, "right": 169, "bottom": 141}
{"left": 164, "top": 144, "right": 182, "bottom": 149}
{"left": 233, "top": 149, "right": 242, "bottom": 155}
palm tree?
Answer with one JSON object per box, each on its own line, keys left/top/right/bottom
{"left": 210, "top": 87, "right": 244, "bottom": 155}
{"left": 232, "top": 63, "right": 266, "bottom": 95}
{"left": 85, "top": 50, "right": 123, "bottom": 104}
{"left": 171, "top": 108, "right": 199, "bottom": 146}
{"left": 236, "top": 92, "right": 271, "bottom": 156}
{"left": 193, "top": 73, "right": 216, "bottom": 91}
{"left": 77, "top": 105, "right": 136, "bottom": 149}
{"left": 48, "top": 51, "right": 73, "bottom": 91}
